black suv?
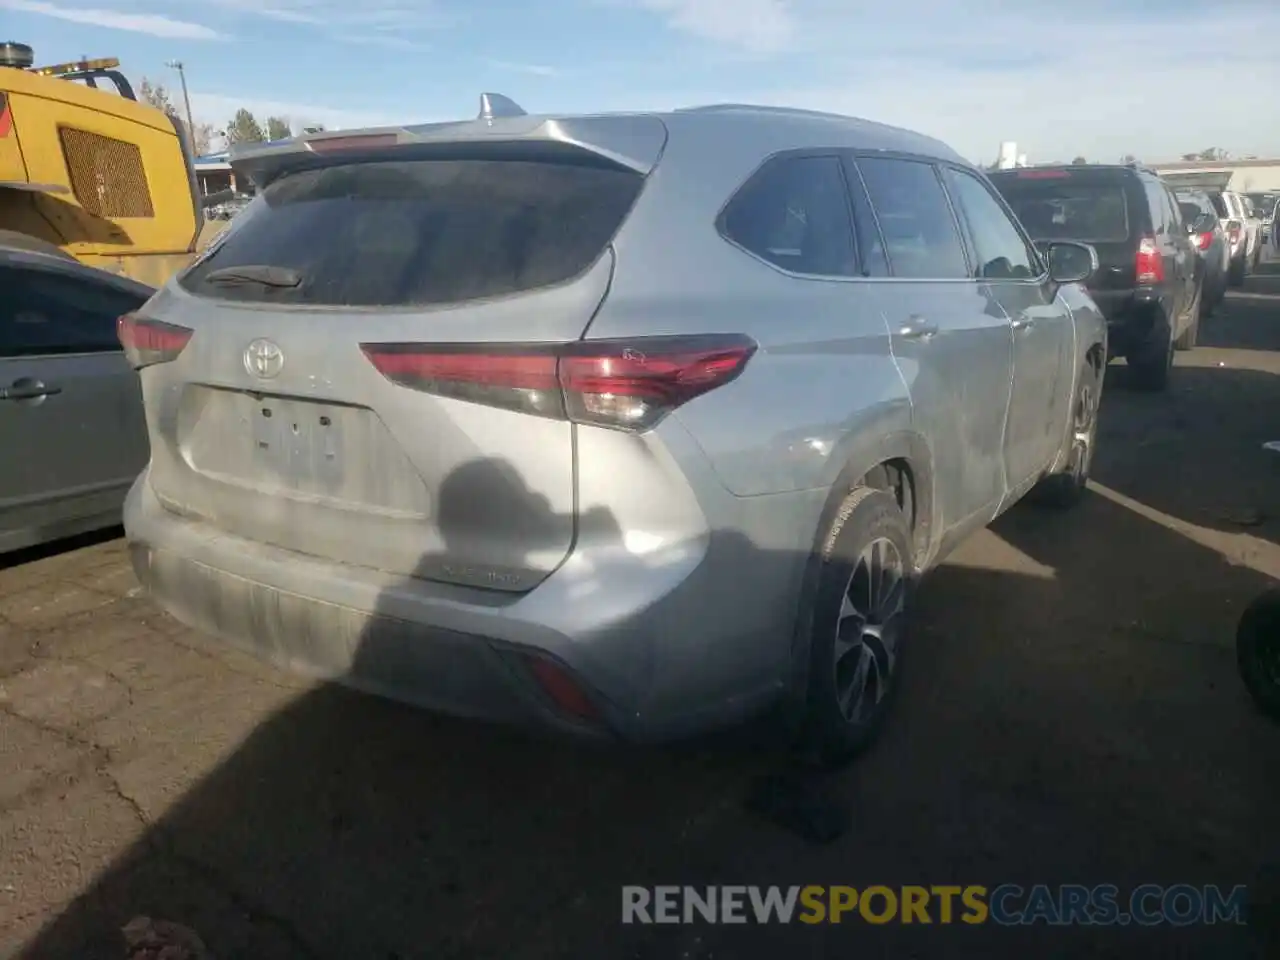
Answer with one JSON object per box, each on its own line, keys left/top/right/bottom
{"left": 989, "top": 164, "right": 1201, "bottom": 391}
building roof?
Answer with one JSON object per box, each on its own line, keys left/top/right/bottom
{"left": 1149, "top": 157, "right": 1280, "bottom": 170}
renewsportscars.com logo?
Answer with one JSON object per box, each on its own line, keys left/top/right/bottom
{"left": 622, "top": 884, "right": 1248, "bottom": 927}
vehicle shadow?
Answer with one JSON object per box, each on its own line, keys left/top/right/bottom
{"left": 0, "top": 525, "right": 123, "bottom": 572}
{"left": 14, "top": 454, "right": 1280, "bottom": 959}
{"left": 1095, "top": 264, "right": 1280, "bottom": 544}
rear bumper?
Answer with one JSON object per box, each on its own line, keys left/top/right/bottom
{"left": 1085, "top": 286, "right": 1165, "bottom": 353}
{"left": 124, "top": 470, "right": 818, "bottom": 743}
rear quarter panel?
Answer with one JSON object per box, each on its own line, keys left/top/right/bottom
{"left": 586, "top": 126, "right": 914, "bottom": 504}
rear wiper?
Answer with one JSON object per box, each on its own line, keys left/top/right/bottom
{"left": 203, "top": 265, "right": 302, "bottom": 288}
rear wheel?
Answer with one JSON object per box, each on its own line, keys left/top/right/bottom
{"left": 798, "top": 487, "right": 913, "bottom": 767}
{"left": 0, "top": 229, "right": 73, "bottom": 260}
{"left": 1174, "top": 288, "right": 1201, "bottom": 351}
{"left": 1127, "top": 313, "right": 1173, "bottom": 391}
{"left": 1228, "top": 254, "right": 1246, "bottom": 288}
{"left": 1237, "top": 588, "right": 1280, "bottom": 721}
{"left": 1029, "top": 358, "right": 1100, "bottom": 509}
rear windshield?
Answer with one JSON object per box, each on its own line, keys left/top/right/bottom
{"left": 180, "top": 157, "right": 644, "bottom": 307}
{"left": 991, "top": 175, "right": 1130, "bottom": 243}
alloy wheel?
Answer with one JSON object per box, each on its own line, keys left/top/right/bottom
{"left": 833, "top": 538, "right": 906, "bottom": 724}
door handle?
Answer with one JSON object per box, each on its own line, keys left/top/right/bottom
{"left": 898, "top": 317, "right": 939, "bottom": 340}
{"left": 1, "top": 381, "right": 62, "bottom": 401}
{"left": 1011, "top": 316, "right": 1035, "bottom": 331}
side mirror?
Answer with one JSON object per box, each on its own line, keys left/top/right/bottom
{"left": 1045, "top": 240, "right": 1098, "bottom": 284}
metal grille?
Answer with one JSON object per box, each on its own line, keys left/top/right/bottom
{"left": 58, "top": 126, "right": 155, "bottom": 218}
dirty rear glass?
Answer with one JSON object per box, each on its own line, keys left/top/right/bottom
{"left": 991, "top": 178, "right": 1130, "bottom": 243}
{"left": 180, "top": 157, "right": 644, "bottom": 307}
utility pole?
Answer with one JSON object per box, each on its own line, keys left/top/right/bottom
{"left": 165, "top": 59, "right": 196, "bottom": 151}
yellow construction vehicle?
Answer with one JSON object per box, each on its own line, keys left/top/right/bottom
{"left": 0, "top": 41, "right": 227, "bottom": 288}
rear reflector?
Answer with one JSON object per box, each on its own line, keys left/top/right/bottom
{"left": 117, "top": 314, "right": 193, "bottom": 370}
{"left": 524, "top": 656, "right": 599, "bottom": 721}
{"left": 360, "top": 334, "right": 757, "bottom": 432}
{"left": 1135, "top": 236, "right": 1164, "bottom": 285}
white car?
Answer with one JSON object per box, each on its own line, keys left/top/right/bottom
{"left": 1218, "top": 190, "right": 1262, "bottom": 284}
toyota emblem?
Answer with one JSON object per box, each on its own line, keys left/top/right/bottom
{"left": 244, "top": 339, "right": 284, "bottom": 379}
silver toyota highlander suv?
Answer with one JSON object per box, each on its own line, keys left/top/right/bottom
{"left": 122, "top": 99, "right": 1107, "bottom": 764}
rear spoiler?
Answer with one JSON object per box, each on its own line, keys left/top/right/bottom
{"left": 229, "top": 93, "right": 668, "bottom": 191}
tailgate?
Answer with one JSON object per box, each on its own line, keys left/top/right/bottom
{"left": 138, "top": 145, "right": 651, "bottom": 591}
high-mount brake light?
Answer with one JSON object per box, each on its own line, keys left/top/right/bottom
{"left": 1135, "top": 237, "right": 1164, "bottom": 285}
{"left": 1016, "top": 169, "right": 1070, "bottom": 179}
{"left": 360, "top": 335, "right": 757, "bottom": 432}
{"left": 117, "top": 313, "right": 193, "bottom": 370}
{"left": 306, "top": 133, "right": 400, "bottom": 154}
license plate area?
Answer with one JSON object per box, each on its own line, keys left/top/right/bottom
{"left": 251, "top": 396, "right": 344, "bottom": 493}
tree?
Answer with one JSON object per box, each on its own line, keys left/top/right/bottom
{"left": 189, "top": 123, "right": 218, "bottom": 157}
{"left": 225, "top": 108, "right": 266, "bottom": 146}
{"left": 137, "top": 77, "right": 174, "bottom": 114}
{"left": 265, "top": 116, "right": 293, "bottom": 141}
{"left": 1071, "top": 155, "right": 1087, "bottom": 165}
{"left": 1121, "top": 154, "right": 1137, "bottom": 164}
{"left": 1198, "top": 147, "right": 1227, "bottom": 161}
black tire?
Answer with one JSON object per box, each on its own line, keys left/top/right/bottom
{"left": 1126, "top": 313, "right": 1173, "bottom": 392}
{"left": 1174, "top": 289, "right": 1201, "bottom": 351}
{"left": 1228, "top": 254, "right": 1246, "bottom": 288}
{"left": 0, "top": 229, "right": 73, "bottom": 260}
{"left": 798, "top": 486, "right": 913, "bottom": 767}
{"left": 1029, "top": 358, "right": 1101, "bottom": 509}
{"left": 1237, "top": 588, "right": 1280, "bottom": 722}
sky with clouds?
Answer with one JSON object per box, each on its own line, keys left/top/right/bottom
{"left": 5, "top": 0, "right": 1280, "bottom": 163}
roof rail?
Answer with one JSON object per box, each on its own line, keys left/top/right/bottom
{"left": 478, "top": 92, "right": 526, "bottom": 124}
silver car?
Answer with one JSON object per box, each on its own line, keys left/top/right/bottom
{"left": 1, "top": 246, "right": 152, "bottom": 553}
{"left": 123, "top": 99, "right": 1106, "bottom": 762}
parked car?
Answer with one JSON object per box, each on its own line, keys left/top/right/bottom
{"left": 990, "top": 163, "right": 1201, "bottom": 389}
{"left": 1174, "top": 188, "right": 1230, "bottom": 314}
{"left": 1222, "top": 190, "right": 1262, "bottom": 282}
{"left": 122, "top": 103, "right": 1106, "bottom": 762}
{"left": 1246, "top": 192, "right": 1278, "bottom": 244}
{"left": 0, "top": 245, "right": 153, "bottom": 553}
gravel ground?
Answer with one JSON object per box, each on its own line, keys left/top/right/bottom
{"left": 3, "top": 262, "right": 1280, "bottom": 959}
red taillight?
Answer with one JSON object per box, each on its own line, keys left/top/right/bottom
{"left": 1227, "top": 220, "right": 1242, "bottom": 244}
{"left": 1196, "top": 232, "right": 1213, "bottom": 251}
{"left": 360, "top": 334, "right": 757, "bottom": 432}
{"left": 1135, "top": 237, "right": 1164, "bottom": 285}
{"left": 116, "top": 313, "right": 193, "bottom": 369}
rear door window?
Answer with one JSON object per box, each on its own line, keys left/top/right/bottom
{"left": 1, "top": 265, "right": 144, "bottom": 357}
{"left": 990, "top": 172, "right": 1131, "bottom": 243}
{"left": 855, "top": 157, "right": 969, "bottom": 279}
{"left": 180, "top": 157, "right": 645, "bottom": 307}
{"left": 941, "top": 167, "right": 1041, "bottom": 280}
{"left": 1141, "top": 180, "right": 1168, "bottom": 234}
{"left": 719, "top": 155, "right": 857, "bottom": 277}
